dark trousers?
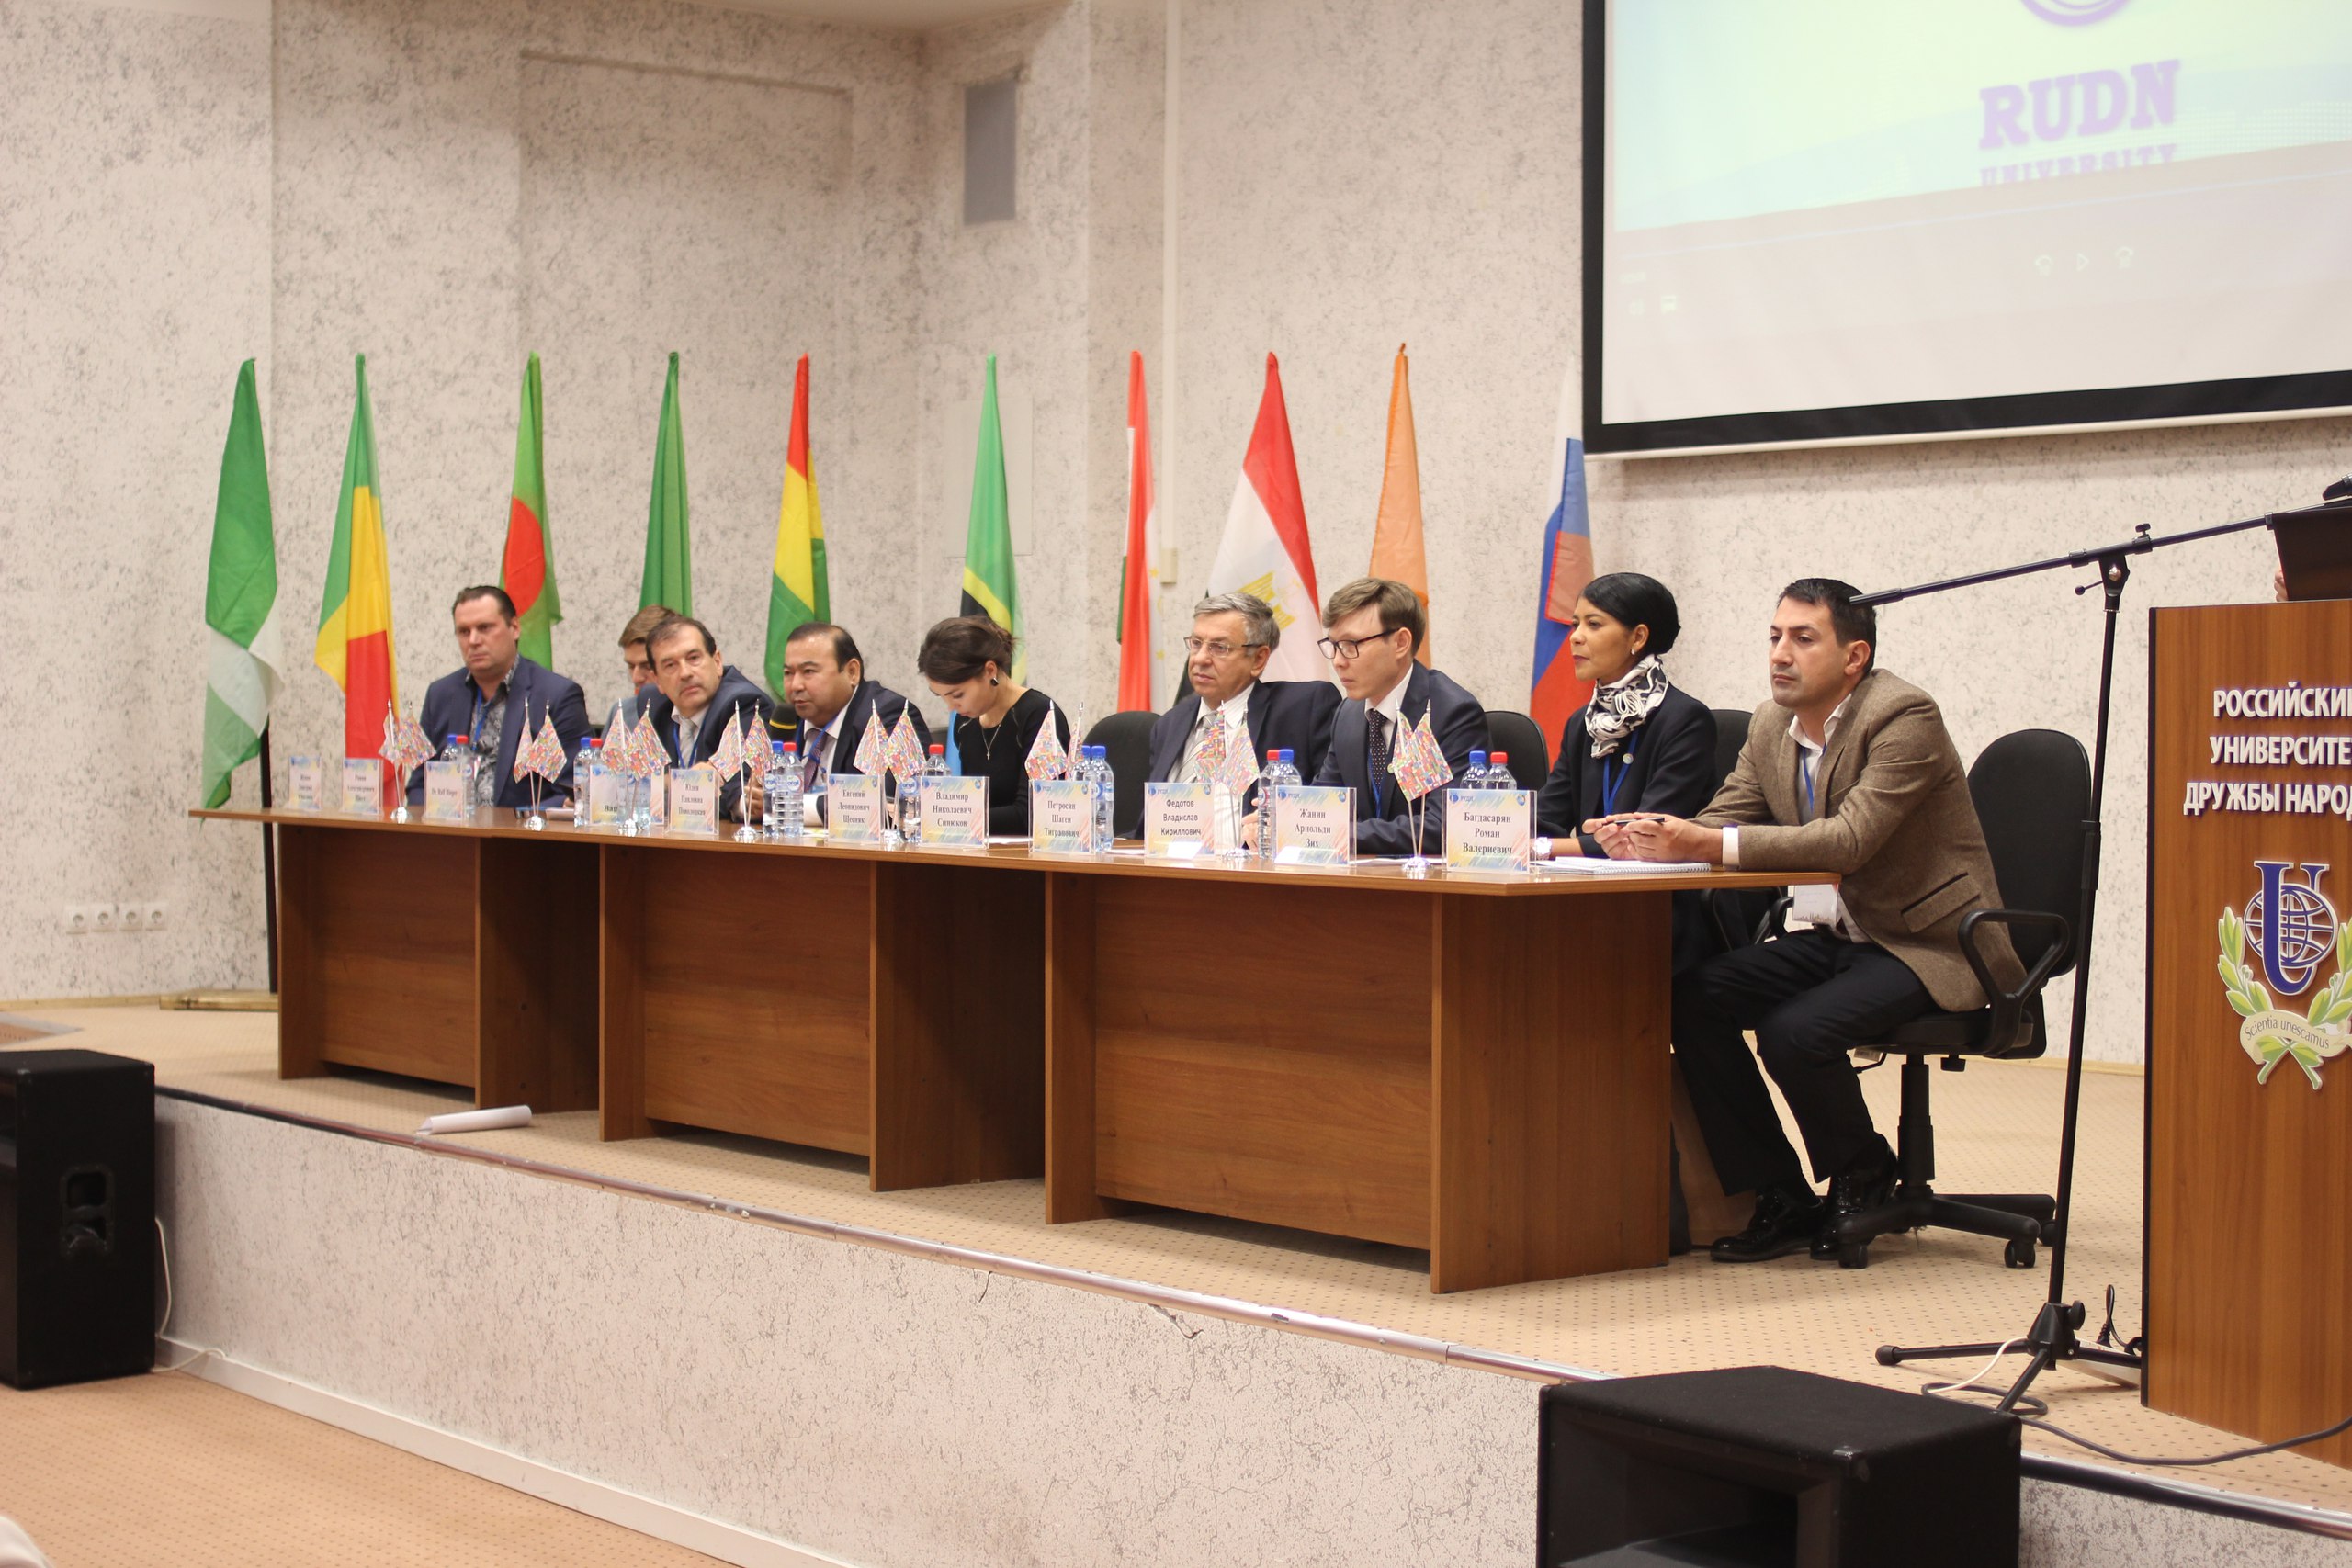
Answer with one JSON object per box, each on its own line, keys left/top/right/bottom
{"left": 1672, "top": 927, "right": 1931, "bottom": 1194}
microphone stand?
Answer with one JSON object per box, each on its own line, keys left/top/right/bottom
{"left": 1860, "top": 510, "right": 2275, "bottom": 1412}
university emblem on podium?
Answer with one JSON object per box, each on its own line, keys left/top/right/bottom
{"left": 2216, "top": 861, "right": 2352, "bottom": 1088}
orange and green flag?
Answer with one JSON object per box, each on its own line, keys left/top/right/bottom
{"left": 313, "top": 354, "right": 398, "bottom": 764}
{"left": 499, "top": 352, "right": 560, "bottom": 667}
{"left": 763, "top": 354, "right": 828, "bottom": 699}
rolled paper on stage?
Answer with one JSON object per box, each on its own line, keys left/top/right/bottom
{"left": 418, "top": 1105, "right": 532, "bottom": 1135}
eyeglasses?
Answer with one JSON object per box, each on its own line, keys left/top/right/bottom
{"left": 1317, "top": 632, "right": 1396, "bottom": 661}
{"left": 1181, "top": 637, "right": 1262, "bottom": 659}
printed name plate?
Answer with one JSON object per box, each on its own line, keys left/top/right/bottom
{"left": 1144, "top": 782, "right": 1215, "bottom": 860}
{"left": 287, "top": 757, "right": 324, "bottom": 814}
{"left": 827, "top": 773, "right": 884, "bottom": 842}
{"left": 920, "top": 775, "right": 989, "bottom": 848}
{"left": 340, "top": 757, "right": 384, "bottom": 816}
{"left": 1031, "top": 779, "right": 1097, "bottom": 853}
{"left": 584, "top": 763, "right": 621, "bottom": 826}
{"left": 668, "top": 767, "right": 718, "bottom": 836}
{"left": 422, "top": 761, "right": 469, "bottom": 823}
{"left": 1443, "top": 788, "right": 1534, "bottom": 872}
{"left": 1272, "top": 784, "right": 1353, "bottom": 865}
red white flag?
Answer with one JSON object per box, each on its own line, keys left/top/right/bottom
{"left": 1116, "top": 351, "right": 1160, "bottom": 711}
{"left": 1206, "top": 354, "right": 1324, "bottom": 685}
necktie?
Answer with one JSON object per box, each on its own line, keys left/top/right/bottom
{"left": 803, "top": 730, "right": 825, "bottom": 788}
{"left": 1368, "top": 710, "right": 1393, "bottom": 801}
{"left": 1193, "top": 711, "right": 1227, "bottom": 783}
{"left": 677, "top": 716, "right": 698, "bottom": 766}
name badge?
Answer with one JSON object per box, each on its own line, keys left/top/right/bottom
{"left": 423, "top": 761, "right": 470, "bottom": 823}
{"left": 1031, "top": 779, "right": 1096, "bottom": 853}
{"left": 668, "top": 767, "right": 718, "bottom": 836}
{"left": 920, "top": 775, "right": 989, "bottom": 847}
{"left": 828, "top": 773, "right": 885, "bottom": 842}
{"left": 340, "top": 757, "right": 384, "bottom": 816}
{"left": 1272, "top": 784, "right": 1353, "bottom": 865}
{"left": 287, "top": 757, "right": 324, "bottom": 813}
{"left": 1443, "top": 788, "right": 1534, "bottom": 871}
{"left": 1144, "top": 782, "right": 1215, "bottom": 861}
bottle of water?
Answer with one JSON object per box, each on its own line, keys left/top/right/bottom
{"left": 1461, "top": 749, "right": 1489, "bottom": 791}
{"left": 767, "top": 741, "right": 802, "bottom": 840}
{"left": 574, "top": 735, "right": 599, "bottom": 823}
{"left": 1255, "top": 747, "right": 1299, "bottom": 863}
{"left": 1487, "top": 750, "right": 1511, "bottom": 788}
{"left": 443, "top": 734, "right": 473, "bottom": 799}
{"left": 1088, "top": 744, "right": 1116, "bottom": 851}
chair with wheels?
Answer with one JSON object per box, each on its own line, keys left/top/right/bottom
{"left": 1828, "top": 728, "right": 2087, "bottom": 1269}
{"left": 1483, "top": 709, "right": 1551, "bottom": 791}
{"left": 1087, "top": 709, "right": 1158, "bottom": 840}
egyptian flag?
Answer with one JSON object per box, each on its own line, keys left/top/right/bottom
{"left": 314, "top": 355, "right": 398, "bottom": 781}
{"left": 1529, "top": 364, "right": 1595, "bottom": 746}
{"left": 1205, "top": 354, "right": 1323, "bottom": 685}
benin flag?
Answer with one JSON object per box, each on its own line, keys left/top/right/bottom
{"left": 199, "top": 359, "right": 281, "bottom": 808}
{"left": 763, "top": 354, "right": 829, "bottom": 699}
{"left": 499, "top": 353, "right": 560, "bottom": 668}
{"left": 1368, "top": 344, "right": 1431, "bottom": 666}
{"left": 959, "top": 354, "right": 1022, "bottom": 680}
{"left": 1114, "top": 350, "right": 1159, "bottom": 712}
{"left": 639, "top": 351, "right": 692, "bottom": 614}
{"left": 313, "top": 354, "right": 397, "bottom": 768}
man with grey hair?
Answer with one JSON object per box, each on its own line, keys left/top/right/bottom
{"left": 1128, "top": 591, "right": 1340, "bottom": 835}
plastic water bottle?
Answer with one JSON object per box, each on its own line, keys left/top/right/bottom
{"left": 573, "top": 735, "right": 599, "bottom": 819}
{"left": 767, "top": 741, "right": 802, "bottom": 840}
{"left": 1461, "top": 749, "right": 1490, "bottom": 791}
{"left": 1088, "top": 744, "right": 1116, "bottom": 851}
{"left": 1255, "top": 748, "right": 1300, "bottom": 863}
{"left": 442, "top": 733, "right": 473, "bottom": 799}
{"left": 1487, "top": 750, "right": 1511, "bottom": 788}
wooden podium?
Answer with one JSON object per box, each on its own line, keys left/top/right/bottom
{"left": 2148, "top": 597, "right": 2352, "bottom": 1467}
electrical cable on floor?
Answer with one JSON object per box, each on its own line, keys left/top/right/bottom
{"left": 152, "top": 1217, "right": 217, "bottom": 1375}
{"left": 2015, "top": 1409, "right": 2352, "bottom": 1468}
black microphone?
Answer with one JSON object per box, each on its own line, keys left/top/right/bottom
{"left": 2326, "top": 475, "right": 2352, "bottom": 502}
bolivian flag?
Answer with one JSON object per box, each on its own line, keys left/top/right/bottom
{"left": 314, "top": 355, "right": 398, "bottom": 766}
{"left": 763, "top": 353, "right": 829, "bottom": 699}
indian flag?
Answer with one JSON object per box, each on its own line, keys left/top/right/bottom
{"left": 199, "top": 359, "right": 281, "bottom": 808}
{"left": 1205, "top": 353, "right": 1323, "bottom": 684}
{"left": 764, "top": 353, "right": 829, "bottom": 699}
{"left": 499, "top": 352, "right": 560, "bottom": 668}
{"left": 314, "top": 354, "right": 398, "bottom": 768}
{"left": 960, "top": 354, "right": 1023, "bottom": 681}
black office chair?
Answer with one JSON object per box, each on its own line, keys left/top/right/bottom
{"left": 1484, "top": 709, "right": 1551, "bottom": 791}
{"left": 1828, "top": 728, "right": 2086, "bottom": 1270}
{"left": 1088, "top": 710, "right": 1158, "bottom": 840}
{"left": 1702, "top": 706, "right": 1786, "bottom": 953}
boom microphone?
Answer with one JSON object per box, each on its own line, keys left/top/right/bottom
{"left": 2325, "top": 476, "right": 2352, "bottom": 502}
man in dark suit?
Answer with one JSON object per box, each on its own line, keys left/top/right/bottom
{"left": 405, "top": 585, "right": 590, "bottom": 809}
{"left": 1308, "top": 577, "right": 1489, "bottom": 856}
{"left": 640, "top": 615, "right": 776, "bottom": 821}
{"left": 745, "top": 622, "right": 931, "bottom": 827}
{"left": 1128, "top": 592, "right": 1340, "bottom": 837}
{"left": 1602, "top": 579, "right": 2025, "bottom": 1263}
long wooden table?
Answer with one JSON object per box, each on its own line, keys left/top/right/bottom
{"left": 198, "top": 807, "right": 1813, "bottom": 1290}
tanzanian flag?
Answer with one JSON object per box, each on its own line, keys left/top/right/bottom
{"left": 499, "top": 352, "right": 560, "bottom": 667}
{"left": 764, "top": 353, "right": 829, "bottom": 699}
{"left": 959, "top": 354, "right": 1022, "bottom": 680}
{"left": 314, "top": 354, "right": 397, "bottom": 765}
{"left": 639, "top": 351, "right": 692, "bottom": 615}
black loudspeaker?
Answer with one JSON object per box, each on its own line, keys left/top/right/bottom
{"left": 1540, "top": 1366, "right": 2019, "bottom": 1567}
{"left": 0, "top": 1049, "right": 155, "bottom": 1389}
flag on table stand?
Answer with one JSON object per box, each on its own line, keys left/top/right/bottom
{"left": 764, "top": 353, "right": 829, "bottom": 701}
{"left": 1529, "top": 365, "right": 1596, "bottom": 747}
{"left": 960, "top": 355, "right": 1023, "bottom": 680}
{"left": 1115, "top": 350, "right": 1160, "bottom": 711}
{"left": 1367, "top": 344, "right": 1431, "bottom": 666}
{"left": 1206, "top": 354, "right": 1324, "bottom": 685}
{"left": 639, "top": 351, "right": 693, "bottom": 615}
{"left": 500, "top": 352, "right": 560, "bottom": 669}
{"left": 200, "top": 359, "right": 282, "bottom": 808}
{"left": 314, "top": 355, "right": 398, "bottom": 795}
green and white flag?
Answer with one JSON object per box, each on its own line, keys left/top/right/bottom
{"left": 199, "top": 358, "right": 282, "bottom": 808}
{"left": 959, "top": 354, "right": 1022, "bottom": 680}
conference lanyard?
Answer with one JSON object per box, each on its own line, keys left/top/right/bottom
{"left": 1599, "top": 735, "right": 1637, "bottom": 818}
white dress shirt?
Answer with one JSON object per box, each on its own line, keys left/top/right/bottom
{"left": 1722, "top": 695, "right": 1866, "bottom": 942}
{"left": 1176, "top": 688, "right": 1256, "bottom": 782}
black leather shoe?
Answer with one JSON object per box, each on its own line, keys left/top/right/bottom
{"left": 1811, "top": 1160, "right": 1900, "bottom": 1258}
{"left": 1710, "top": 1186, "right": 1826, "bottom": 1263}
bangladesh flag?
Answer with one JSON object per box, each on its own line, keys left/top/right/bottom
{"left": 959, "top": 354, "right": 1022, "bottom": 680}
{"left": 199, "top": 359, "right": 281, "bottom": 807}
{"left": 764, "top": 353, "right": 829, "bottom": 699}
{"left": 639, "top": 351, "right": 692, "bottom": 615}
{"left": 499, "top": 352, "right": 560, "bottom": 667}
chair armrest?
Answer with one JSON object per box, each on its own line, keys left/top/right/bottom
{"left": 1699, "top": 887, "right": 1791, "bottom": 953}
{"left": 1955, "top": 908, "right": 2072, "bottom": 1057}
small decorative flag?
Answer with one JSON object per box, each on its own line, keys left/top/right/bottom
{"left": 399, "top": 713, "right": 435, "bottom": 775}
{"left": 630, "top": 710, "right": 665, "bottom": 778}
{"left": 1024, "top": 709, "right": 1071, "bottom": 781}
{"left": 853, "top": 713, "right": 888, "bottom": 778}
{"left": 885, "top": 708, "right": 925, "bottom": 787}
{"left": 380, "top": 704, "right": 434, "bottom": 778}
{"left": 531, "top": 708, "right": 567, "bottom": 782}
{"left": 379, "top": 703, "right": 402, "bottom": 768}
{"left": 512, "top": 701, "right": 541, "bottom": 782}
{"left": 709, "top": 707, "right": 746, "bottom": 783}
{"left": 1389, "top": 711, "right": 1453, "bottom": 802}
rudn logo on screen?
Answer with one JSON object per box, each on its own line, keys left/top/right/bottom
{"left": 2216, "top": 862, "right": 2352, "bottom": 1090}
{"left": 2020, "top": 0, "right": 2131, "bottom": 23}
{"left": 1980, "top": 0, "right": 2177, "bottom": 185}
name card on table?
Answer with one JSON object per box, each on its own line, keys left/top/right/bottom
{"left": 422, "top": 761, "right": 469, "bottom": 823}
{"left": 584, "top": 761, "right": 621, "bottom": 827}
{"left": 828, "top": 773, "right": 885, "bottom": 843}
{"left": 287, "top": 757, "right": 325, "bottom": 813}
{"left": 1144, "top": 782, "right": 1215, "bottom": 861}
{"left": 1272, "top": 784, "right": 1353, "bottom": 866}
{"left": 1031, "top": 779, "right": 1097, "bottom": 853}
{"left": 1443, "top": 788, "right": 1534, "bottom": 872}
{"left": 920, "top": 775, "right": 989, "bottom": 848}
{"left": 668, "top": 767, "right": 718, "bottom": 836}
{"left": 340, "top": 758, "right": 384, "bottom": 816}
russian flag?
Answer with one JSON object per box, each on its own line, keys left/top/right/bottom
{"left": 1529, "top": 365, "right": 1594, "bottom": 747}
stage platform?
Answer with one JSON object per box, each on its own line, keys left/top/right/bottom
{"left": 16, "top": 1004, "right": 2352, "bottom": 1566}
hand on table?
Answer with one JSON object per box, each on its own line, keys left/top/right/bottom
{"left": 1587, "top": 812, "right": 1724, "bottom": 863}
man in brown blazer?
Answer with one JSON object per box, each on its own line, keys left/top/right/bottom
{"left": 1600, "top": 579, "right": 2021, "bottom": 1262}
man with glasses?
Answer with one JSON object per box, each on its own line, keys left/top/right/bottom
{"left": 406, "top": 585, "right": 590, "bottom": 809}
{"left": 1309, "top": 577, "right": 1489, "bottom": 855}
{"left": 1132, "top": 592, "right": 1340, "bottom": 836}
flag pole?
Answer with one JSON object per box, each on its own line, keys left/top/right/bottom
{"left": 258, "top": 725, "right": 280, "bottom": 995}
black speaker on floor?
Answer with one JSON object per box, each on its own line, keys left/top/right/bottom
{"left": 1540, "top": 1365, "right": 2018, "bottom": 1568}
{"left": 0, "top": 1049, "right": 155, "bottom": 1389}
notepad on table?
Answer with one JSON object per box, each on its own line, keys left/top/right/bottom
{"left": 1534, "top": 858, "right": 1711, "bottom": 875}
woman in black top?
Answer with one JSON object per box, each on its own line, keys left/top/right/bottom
{"left": 917, "top": 615, "right": 1074, "bottom": 836}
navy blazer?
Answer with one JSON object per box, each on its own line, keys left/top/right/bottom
{"left": 1535, "top": 686, "right": 1718, "bottom": 855}
{"left": 777, "top": 681, "right": 932, "bottom": 779}
{"left": 405, "top": 657, "right": 590, "bottom": 808}
{"left": 1128, "top": 677, "right": 1340, "bottom": 836}
{"left": 1310, "top": 663, "right": 1490, "bottom": 855}
{"left": 642, "top": 664, "right": 777, "bottom": 819}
